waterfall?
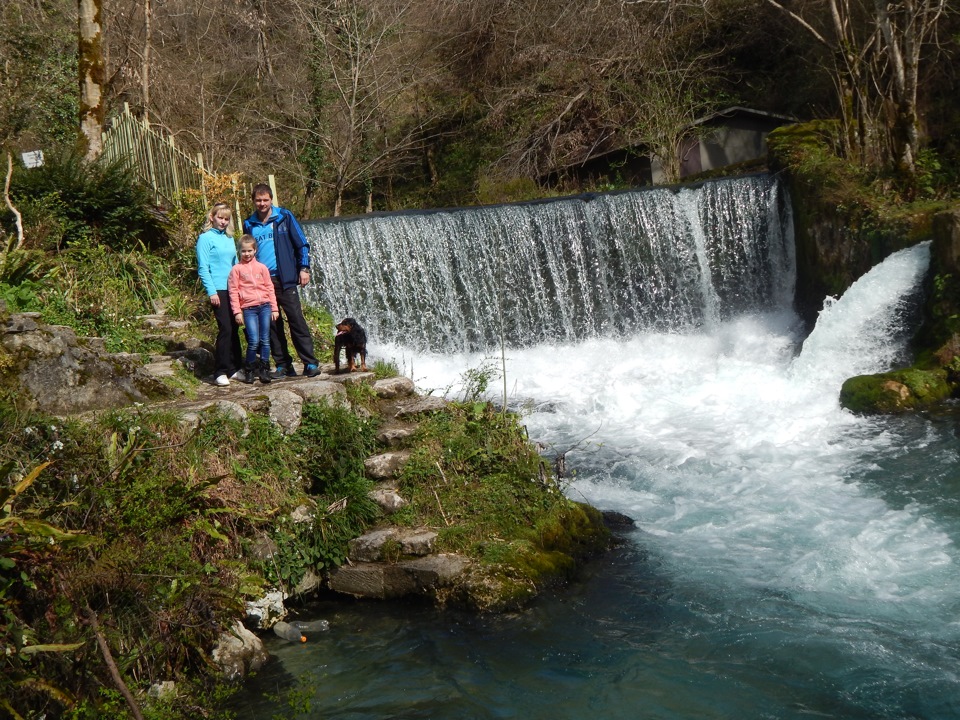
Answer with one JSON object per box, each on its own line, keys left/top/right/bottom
{"left": 304, "top": 174, "right": 794, "bottom": 352}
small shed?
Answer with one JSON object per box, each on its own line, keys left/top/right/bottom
{"left": 548, "top": 106, "right": 797, "bottom": 189}
{"left": 651, "top": 106, "right": 798, "bottom": 184}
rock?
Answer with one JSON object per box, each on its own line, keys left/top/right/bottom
{"left": 290, "top": 504, "right": 315, "bottom": 524}
{"left": 3, "top": 313, "right": 40, "bottom": 333}
{"left": 364, "top": 450, "right": 412, "bottom": 479}
{"left": 840, "top": 368, "right": 951, "bottom": 413}
{"left": 347, "top": 527, "right": 437, "bottom": 562}
{"left": 328, "top": 553, "right": 471, "bottom": 601}
{"left": 368, "top": 486, "right": 407, "bottom": 514}
{"left": 142, "top": 357, "right": 177, "bottom": 379}
{"left": 78, "top": 337, "right": 107, "bottom": 353}
{"left": 400, "top": 554, "right": 471, "bottom": 590}
{"left": 395, "top": 395, "right": 448, "bottom": 418}
{"left": 211, "top": 621, "right": 269, "bottom": 681}
{"left": 324, "top": 371, "right": 375, "bottom": 386}
{"left": 0, "top": 314, "right": 172, "bottom": 414}
{"left": 166, "top": 347, "right": 215, "bottom": 376}
{"left": 266, "top": 388, "right": 304, "bottom": 433}
{"left": 933, "top": 208, "right": 960, "bottom": 276}
{"left": 602, "top": 511, "right": 636, "bottom": 531}
{"left": 327, "top": 563, "right": 418, "bottom": 599}
{"left": 248, "top": 536, "right": 279, "bottom": 562}
{"left": 211, "top": 400, "right": 248, "bottom": 426}
{"left": 293, "top": 567, "right": 323, "bottom": 596}
{"left": 376, "top": 426, "right": 417, "bottom": 447}
{"left": 147, "top": 681, "right": 177, "bottom": 699}
{"left": 374, "top": 376, "right": 415, "bottom": 399}
{"left": 245, "top": 589, "right": 287, "bottom": 628}
{"left": 450, "top": 565, "right": 538, "bottom": 613}
{"left": 290, "top": 381, "right": 346, "bottom": 403}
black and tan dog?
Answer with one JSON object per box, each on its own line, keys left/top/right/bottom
{"left": 334, "top": 317, "right": 368, "bottom": 373}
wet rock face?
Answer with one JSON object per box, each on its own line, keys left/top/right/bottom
{"left": 1, "top": 312, "right": 171, "bottom": 414}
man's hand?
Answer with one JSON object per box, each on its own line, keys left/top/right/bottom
{"left": 299, "top": 269, "right": 310, "bottom": 287}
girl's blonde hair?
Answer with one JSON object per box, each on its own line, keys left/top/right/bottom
{"left": 238, "top": 234, "right": 258, "bottom": 250}
{"left": 203, "top": 201, "right": 234, "bottom": 233}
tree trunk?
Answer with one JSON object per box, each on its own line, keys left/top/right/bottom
{"left": 78, "top": 0, "right": 105, "bottom": 160}
{"left": 142, "top": 0, "right": 152, "bottom": 113}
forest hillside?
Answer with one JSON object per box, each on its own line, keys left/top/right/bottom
{"left": 3, "top": 0, "right": 958, "bottom": 217}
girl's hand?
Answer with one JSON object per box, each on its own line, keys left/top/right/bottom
{"left": 271, "top": 312, "right": 280, "bottom": 321}
{"left": 234, "top": 314, "right": 244, "bottom": 326}
{"left": 210, "top": 294, "right": 220, "bottom": 307}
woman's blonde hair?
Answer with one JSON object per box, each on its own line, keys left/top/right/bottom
{"left": 203, "top": 201, "right": 234, "bottom": 233}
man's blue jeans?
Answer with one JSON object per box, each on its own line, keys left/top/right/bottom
{"left": 242, "top": 304, "right": 272, "bottom": 364}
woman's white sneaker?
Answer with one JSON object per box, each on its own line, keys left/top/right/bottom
{"left": 215, "top": 374, "right": 230, "bottom": 386}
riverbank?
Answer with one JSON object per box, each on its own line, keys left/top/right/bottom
{"left": 0, "top": 305, "right": 611, "bottom": 719}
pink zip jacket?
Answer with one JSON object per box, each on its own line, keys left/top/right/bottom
{"left": 227, "top": 259, "right": 279, "bottom": 314}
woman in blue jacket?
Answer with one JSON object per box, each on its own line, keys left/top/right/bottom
{"left": 196, "top": 202, "right": 243, "bottom": 386}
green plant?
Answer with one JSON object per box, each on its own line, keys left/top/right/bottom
{"left": 303, "top": 304, "right": 336, "bottom": 360}
{"left": 372, "top": 358, "right": 399, "bottom": 379}
{"left": 458, "top": 360, "right": 500, "bottom": 402}
{"left": 10, "top": 149, "right": 168, "bottom": 251}
{"left": 1, "top": 462, "right": 94, "bottom": 720}
{"left": 294, "top": 400, "right": 378, "bottom": 495}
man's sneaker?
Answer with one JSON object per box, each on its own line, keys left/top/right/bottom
{"left": 215, "top": 374, "right": 230, "bottom": 387}
{"left": 303, "top": 364, "right": 321, "bottom": 377}
{"left": 271, "top": 364, "right": 297, "bottom": 380}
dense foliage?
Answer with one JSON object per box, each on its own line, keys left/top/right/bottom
{"left": 0, "top": 396, "right": 382, "bottom": 719}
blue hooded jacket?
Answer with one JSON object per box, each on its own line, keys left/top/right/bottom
{"left": 196, "top": 227, "right": 237, "bottom": 296}
{"left": 243, "top": 206, "right": 311, "bottom": 291}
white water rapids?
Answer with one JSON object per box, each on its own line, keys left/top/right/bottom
{"left": 273, "top": 179, "right": 960, "bottom": 719}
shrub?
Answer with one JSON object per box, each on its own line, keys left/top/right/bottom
{"left": 8, "top": 149, "right": 168, "bottom": 251}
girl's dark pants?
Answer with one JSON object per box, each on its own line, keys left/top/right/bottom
{"left": 213, "top": 289, "right": 242, "bottom": 376}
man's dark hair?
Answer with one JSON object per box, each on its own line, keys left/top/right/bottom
{"left": 251, "top": 183, "right": 273, "bottom": 199}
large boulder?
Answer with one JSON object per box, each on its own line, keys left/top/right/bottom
{"left": 0, "top": 312, "right": 171, "bottom": 414}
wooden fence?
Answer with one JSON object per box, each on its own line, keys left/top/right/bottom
{"left": 100, "top": 103, "right": 206, "bottom": 207}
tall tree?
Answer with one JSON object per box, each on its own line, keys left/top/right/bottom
{"left": 78, "top": 0, "right": 105, "bottom": 159}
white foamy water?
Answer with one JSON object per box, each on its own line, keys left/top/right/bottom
{"left": 379, "top": 244, "right": 957, "bottom": 631}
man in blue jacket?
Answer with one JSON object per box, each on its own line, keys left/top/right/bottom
{"left": 243, "top": 184, "right": 320, "bottom": 378}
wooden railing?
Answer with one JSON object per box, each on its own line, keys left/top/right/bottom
{"left": 101, "top": 103, "right": 206, "bottom": 207}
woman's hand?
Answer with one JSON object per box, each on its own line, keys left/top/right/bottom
{"left": 234, "top": 313, "right": 244, "bottom": 326}
{"left": 210, "top": 294, "right": 220, "bottom": 307}
{"left": 271, "top": 312, "right": 280, "bottom": 322}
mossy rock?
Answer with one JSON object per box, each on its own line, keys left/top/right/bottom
{"left": 839, "top": 368, "right": 952, "bottom": 414}
{"left": 438, "top": 502, "right": 611, "bottom": 612}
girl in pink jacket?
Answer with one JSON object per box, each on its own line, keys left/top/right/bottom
{"left": 228, "top": 235, "right": 280, "bottom": 384}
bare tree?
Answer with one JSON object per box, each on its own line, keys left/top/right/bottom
{"left": 291, "top": 0, "right": 439, "bottom": 215}
{"left": 764, "top": 0, "right": 947, "bottom": 175}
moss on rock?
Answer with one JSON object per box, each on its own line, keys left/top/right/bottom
{"left": 840, "top": 368, "right": 952, "bottom": 413}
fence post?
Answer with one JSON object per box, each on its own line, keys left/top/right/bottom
{"left": 232, "top": 177, "right": 242, "bottom": 230}
{"left": 197, "top": 154, "right": 207, "bottom": 203}
{"left": 142, "top": 114, "right": 160, "bottom": 205}
{"left": 268, "top": 174, "right": 278, "bottom": 206}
